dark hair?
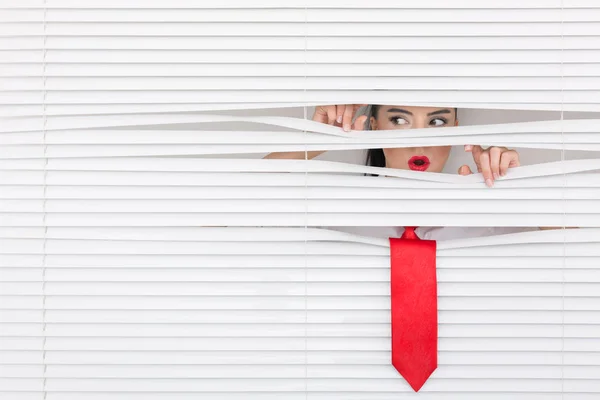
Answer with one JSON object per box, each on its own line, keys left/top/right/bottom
{"left": 364, "top": 105, "right": 459, "bottom": 172}
{"left": 364, "top": 105, "right": 385, "bottom": 169}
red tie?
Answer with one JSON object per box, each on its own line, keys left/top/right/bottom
{"left": 389, "top": 227, "right": 438, "bottom": 392}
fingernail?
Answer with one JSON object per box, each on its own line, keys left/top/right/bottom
{"left": 465, "top": 145, "right": 472, "bottom": 151}
{"left": 343, "top": 124, "right": 350, "bottom": 131}
{"left": 336, "top": 116, "right": 342, "bottom": 124}
{"left": 485, "top": 179, "right": 494, "bottom": 188}
{"left": 493, "top": 173, "right": 499, "bottom": 179}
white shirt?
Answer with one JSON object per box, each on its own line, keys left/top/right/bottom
{"left": 322, "top": 225, "right": 539, "bottom": 241}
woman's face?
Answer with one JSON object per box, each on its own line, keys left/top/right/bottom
{"left": 370, "top": 105, "right": 458, "bottom": 173}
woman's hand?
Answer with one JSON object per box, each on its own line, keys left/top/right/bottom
{"left": 263, "top": 104, "right": 367, "bottom": 160}
{"left": 458, "top": 146, "right": 577, "bottom": 230}
{"left": 314, "top": 104, "right": 368, "bottom": 131}
{"left": 458, "top": 145, "right": 520, "bottom": 187}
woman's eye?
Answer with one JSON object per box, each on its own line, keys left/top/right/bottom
{"left": 392, "top": 117, "right": 408, "bottom": 125}
{"left": 430, "top": 118, "right": 447, "bottom": 127}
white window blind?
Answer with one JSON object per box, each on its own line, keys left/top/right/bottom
{"left": 2, "top": 1, "right": 600, "bottom": 399}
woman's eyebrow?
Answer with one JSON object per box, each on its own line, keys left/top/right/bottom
{"left": 427, "top": 109, "right": 452, "bottom": 116}
{"left": 386, "top": 108, "right": 412, "bottom": 115}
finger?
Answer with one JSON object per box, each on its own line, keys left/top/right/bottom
{"left": 326, "top": 106, "right": 337, "bottom": 125}
{"left": 458, "top": 165, "right": 473, "bottom": 175}
{"left": 312, "top": 106, "right": 328, "bottom": 124}
{"left": 470, "top": 145, "right": 484, "bottom": 172}
{"left": 342, "top": 105, "right": 354, "bottom": 131}
{"left": 479, "top": 151, "right": 494, "bottom": 187}
{"left": 500, "top": 150, "right": 520, "bottom": 176}
{"left": 490, "top": 146, "right": 503, "bottom": 180}
{"left": 315, "top": 106, "right": 326, "bottom": 115}
{"left": 335, "top": 105, "right": 345, "bottom": 125}
{"left": 352, "top": 115, "right": 368, "bottom": 131}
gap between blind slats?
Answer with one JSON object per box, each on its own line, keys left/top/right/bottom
{"left": 2, "top": 92, "right": 599, "bottom": 112}
{"left": 0, "top": 0, "right": 597, "bottom": 9}
{"left": 3, "top": 103, "right": 600, "bottom": 119}
{"left": 3, "top": 297, "right": 598, "bottom": 312}
{"left": 3, "top": 50, "right": 600, "bottom": 63}
{"left": 6, "top": 77, "right": 600, "bottom": 90}
{"left": 2, "top": 117, "right": 600, "bottom": 164}
{"left": 4, "top": 22, "right": 600, "bottom": 36}
{"left": 4, "top": 37, "right": 600, "bottom": 53}
{"left": 0, "top": 394, "right": 579, "bottom": 400}
{"left": 4, "top": 113, "right": 600, "bottom": 134}
{"left": 3, "top": 9, "right": 600, "bottom": 22}
{"left": 3, "top": 156, "right": 598, "bottom": 183}
{"left": 4, "top": 36, "right": 600, "bottom": 50}
{"left": 4, "top": 118, "right": 600, "bottom": 153}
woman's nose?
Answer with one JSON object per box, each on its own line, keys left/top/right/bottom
{"left": 412, "top": 119, "right": 427, "bottom": 129}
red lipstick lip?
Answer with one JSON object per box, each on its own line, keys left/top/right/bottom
{"left": 408, "top": 156, "right": 430, "bottom": 171}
